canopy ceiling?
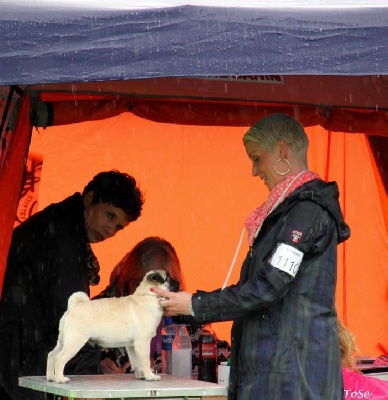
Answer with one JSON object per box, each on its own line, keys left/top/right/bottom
{"left": 0, "top": 1, "right": 387, "bottom": 86}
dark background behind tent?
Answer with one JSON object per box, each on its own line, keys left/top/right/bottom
{"left": 0, "top": 1, "right": 387, "bottom": 356}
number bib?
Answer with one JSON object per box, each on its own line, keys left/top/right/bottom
{"left": 268, "top": 243, "right": 304, "bottom": 277}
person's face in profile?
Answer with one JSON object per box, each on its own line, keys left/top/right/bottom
{"left": 244, "top": 141, "right": 284, "bottom": 191}
{"left": 83, "top": 191, "right": 130, "bottom": 243}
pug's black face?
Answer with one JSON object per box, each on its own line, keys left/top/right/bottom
{"left": 146, "top": 271, "right": 180, "bottom": 292}
{"left": 167, "top": 275, "right": 180, "bottom": 293}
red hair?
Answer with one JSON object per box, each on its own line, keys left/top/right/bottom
{"left": 113, "top": 236, "right": 185, "bottom": 296}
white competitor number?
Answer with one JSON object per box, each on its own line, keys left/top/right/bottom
{"left": 269, "top": 243, "right": 303, "bottom": 277}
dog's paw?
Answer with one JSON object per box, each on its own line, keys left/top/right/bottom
{"left": 54, "top": 376, "right": 70, "bottom": 384}
{"left": 134, "top": 369, "right": 144, "bottom": 379}
{"left": 134, "top": 369, "right": 161, "bottom": 381}
{"left": 46, "top": 374, "right": 55, "bottom": 382}
{"left": 145, "top": 373, "right": 161, "bottom": 381}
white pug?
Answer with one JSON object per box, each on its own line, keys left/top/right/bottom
{"left": 47, "top": 270, "right": 179, "bottom": 383}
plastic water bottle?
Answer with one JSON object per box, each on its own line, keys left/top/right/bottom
{"left": 161, "top": 317, "right": 175, "bottom": 374}
{"left": 217, "top": 360, "right": 230, "bottom": 387}
{"left": 172, "top": 323, "right": 192, "bottom": 379}
{"left": 198, "top": 323, "right": 218, "bottom": 383}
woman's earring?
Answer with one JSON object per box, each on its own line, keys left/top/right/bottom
{"left": 274, "top": 158, "right": 290, "bottom": 176}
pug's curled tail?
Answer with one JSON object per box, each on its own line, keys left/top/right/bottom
{"left": 68, "top": 291, "right": 90, "bottom": 310}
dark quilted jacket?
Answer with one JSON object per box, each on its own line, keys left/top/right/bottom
{"left": 192, "top": 180, "right": 350, "bottom": 400}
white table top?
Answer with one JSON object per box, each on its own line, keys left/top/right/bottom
{"left": 19, "top": 374, "right": 228, "bottom": 399}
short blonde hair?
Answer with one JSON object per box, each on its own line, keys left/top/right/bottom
{"left": 243, "top": 113, "right": 309, "bottom": 165}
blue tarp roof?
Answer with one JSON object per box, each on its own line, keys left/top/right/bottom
{"left": 0, "top": 1, "right": 387, "bottom": 85}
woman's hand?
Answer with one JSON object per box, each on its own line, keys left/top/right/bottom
{"left": 101, "top": 358, "right": 131, "bottom": 374}
{"left": 151, "top": 287, "right": 193, "bottom": 316}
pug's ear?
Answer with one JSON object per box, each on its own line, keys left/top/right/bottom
{"left": 147, "top": 271, "right": 165, "bottom": 285}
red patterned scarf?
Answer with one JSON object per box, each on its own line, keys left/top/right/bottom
{"left": 245, "top": 170, "right": 321, "bottom": 246}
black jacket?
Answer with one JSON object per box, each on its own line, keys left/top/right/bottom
{"left": 0, "top": 193, "right": 100, "bottom": 400}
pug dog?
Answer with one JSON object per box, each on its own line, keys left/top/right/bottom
{"left": 46, "top": 270, "right": 179, "bottom": 383}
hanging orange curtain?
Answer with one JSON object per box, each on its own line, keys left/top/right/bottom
{"left": 23, "top": 114, "right": 388, "bottom": 356}
{"left": 0, "top": 95, "right": 32, "bottom": 298}
{"left": 307, "top": 126, "right": 388, "bottom": 357}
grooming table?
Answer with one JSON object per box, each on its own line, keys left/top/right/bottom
{"left": 19, "top": 374, "right": 228, "bottom": 400}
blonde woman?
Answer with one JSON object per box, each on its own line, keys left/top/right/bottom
{"left": 154, "top": 113, "right": 351, "bottom": 399}
{"left": 339, "top": 320, "right": 388, "bottom": 399}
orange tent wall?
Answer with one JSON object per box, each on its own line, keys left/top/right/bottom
{"left": 0, "top": 95, "right": 32, "bottom": 285}
{"left": 21, "top": 112, "right": 388, "bottom": 357}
